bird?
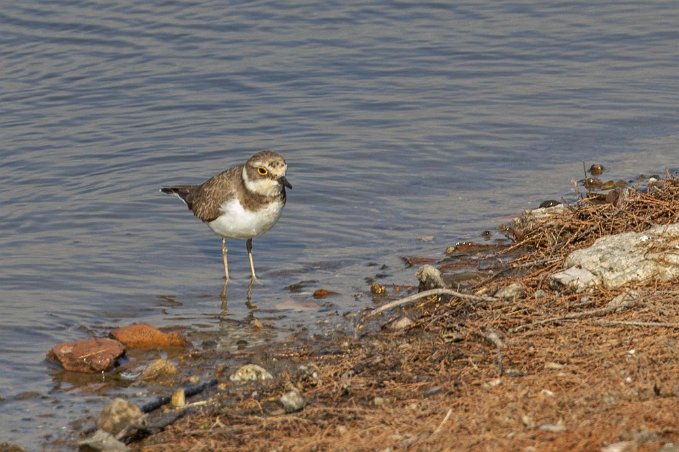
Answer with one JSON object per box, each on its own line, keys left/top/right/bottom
{"left": 161, "top": 150, "right": 291, "bottom": 281}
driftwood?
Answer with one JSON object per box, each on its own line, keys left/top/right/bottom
{"left": 355, "top": 288, "right": 497, "bottom": 337}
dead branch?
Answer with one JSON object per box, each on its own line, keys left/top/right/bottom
{"left": 355, "top": 288, "right": 497, "bottom": 337}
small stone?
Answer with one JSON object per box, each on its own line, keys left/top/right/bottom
{"left": 416, "top": 265, "right": 446, "bottom": 290}
{"left": 538, "top": 421, "right": 566, "bottom": 433}
{"left": 47, "top": 338, "right": 125, "bottom": 373}
{"left": 230, "top": 364, "right": 273, "bottom": 382}
{"left": 370, "top": 282, "right": 386, "bottom": 295}
{"left": 534, "top": 289, "right": 547, "bottom": 299}
{"left": 337, "top": 425, "right": 348, "bottom": 435}
{"left": 505, "top": 368, "right": 526, "bottom": 377}
{"left": 495, "top": 283, "right": 526, "bottom": 300}
{"left": 313, "top": 288, "right": 338, "bottom": 299}
{"left": 484, "top": 378, "right": 502, "bottom": 388}
{"left": 110, "top": 323, "right": 190, "bottom": 349}
{"left": 385, "top": 316, "right": 415, "bottom": 331}
{"left": 545, "top": 362, "right": 564, "bottom": 370}
{"left": 171, "top": 389, "right": 186, "bottom": 408}
{"left": 296, "top": 365, "right": 321, "bottom": 385}
{"left": 606, "top": 290, "right": 640, "bottom": 309}
{"left": 140, "top": 359, "right": 177, "bottom": 381}
{"left": 373, "top": 397, "right": 386, "bottom": 407}
{"left": 280, "top": 389, "right": 305, "bottom": 413}
{"left": 96, "top": 398, "right": 143, "bottom": 435}
{"left": 424, "top": 387, "right": 442, "bottom": 397}
{"left": 78, "top": 429, "right": 130, "bottom": 451}
{"left": 521, "top": 415, "right": 534, "bottom": 428}
{"left": 601, "top": 441, "right": 636, "bottom": 452}
{"left": 187, "top": 375, "right": 201, "bottom": 384}
{"left": 658, "top": 443, "right": 679, "bottom": 452}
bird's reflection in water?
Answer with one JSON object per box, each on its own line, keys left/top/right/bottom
{"left": 219, "top": 279, "right": 258, "bottom": 313}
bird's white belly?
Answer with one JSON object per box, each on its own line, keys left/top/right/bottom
{"left": 207, "top": 198, "right": 284, "bottom": 240}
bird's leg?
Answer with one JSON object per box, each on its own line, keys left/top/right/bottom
{"left": 246, "top": 238, "right": 257, "bottom": 281}
{"left": 221, "top": 238, "right": 229, "bottom": 281}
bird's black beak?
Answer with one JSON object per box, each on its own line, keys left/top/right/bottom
{"left": 278, "top": 176, "right": 292, "bottom": 189}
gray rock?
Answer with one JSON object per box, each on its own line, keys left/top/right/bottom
{"left": 385, "top": 316, "right": 415, "bottom": 331}
{"left": 538, "top": 421, "right": 566, "bottom": 433}
{"left": 549, "top": 266, "right": 597, "bottom": 292}
{"left": 280, "top": 389, "right": 305, "bottom": 413}
{"left": 416, "top": 265, "right": 446, "bottom": 290}
{"left": 564, "top": 223, "right": 679, "bottom": 288}
{"left": 230, "top": 364, "right": 273, "bottom": 382}
{"left": 96, "top": 398, "right": 143, "bottom": 436}
{"left": 495, "top": 283, "right": 526, "bottom": 300}
{"left": 78, "top": 429, "right": 130, "bottom": 451}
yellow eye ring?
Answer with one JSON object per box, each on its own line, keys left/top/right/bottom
{"left": 257, "top": 167, "right": 268, "bottom": 176}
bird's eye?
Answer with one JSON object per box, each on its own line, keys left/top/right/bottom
{"left": 257, "top": 167, "right": 268, "bottom": 176}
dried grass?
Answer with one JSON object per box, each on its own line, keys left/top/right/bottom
{"left": 136, "top": 177, "right": 679, "bottom": 451}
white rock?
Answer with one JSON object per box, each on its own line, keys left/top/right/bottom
{"left": 229, "top": 364, "right": 273, "bottom": 382}
{"left": 549, "top": 266, "right": 597, "bottom": 291}
{"left": 601, "top": 440, "right": 637, "bottom": 452}
{"left": 280, "top": 389, "right": 305, "bottom": 413}
{"left": 564, "top": 223, "right": 679, "bottom": 288}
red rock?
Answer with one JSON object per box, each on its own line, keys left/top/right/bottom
{"left": 47, "top": 338, "right": 125, "bottom": 373}
{"left": 312, "top": 288, "right": 338, "bottom": 299}
{"left": 110, "top": 323, "right": 190, "bottom": 349}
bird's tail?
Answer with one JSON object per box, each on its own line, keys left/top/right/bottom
{"left": 160, "top": 185, "right": 196, "bottom": 208}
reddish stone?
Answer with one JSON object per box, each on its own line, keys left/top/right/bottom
{"left": 110, "top": 323, "right": 190, "bottom": 349}
{"left": 47, "top": 338, "right": 125, "bottom": 373}
{"left": 312, "top": 288, "right": 338, "bottom": 299}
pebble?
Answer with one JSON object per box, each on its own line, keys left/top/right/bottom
{"left": 230, "top": 364, "right": 273, "bottom": 382}
{"left": 78, "top": 429, "right": 130, "bottom": 451}
{"left": 373, "top": 396, "right": 386, "bottom": 407}
{"left": 538, "top": 421, "right": 566, "bottom": 433}
{"left": 96, "top": 398, "right": 143, "bottom": 435}
{"left": 171, "top": 389, "right": 186, "bottom": 408}
{"left": 280, "top": 389, "right": 305, "bottom": 413}
{"left": 385, "top": 316, "right": 414, "bottom": 331}
{"left": 424, "top": 387, "right": 442, "bottom": 397}
{"left": 370, "top": 282, "right": 386, "bottom": 295}
{"left": 495, "top": 282, "right": 526, "bottom": 300}
{"left": 140, "top": 359, "right": 177, "bottom": 381}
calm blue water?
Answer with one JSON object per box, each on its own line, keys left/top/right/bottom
{"left": 1, "top": 0, "right": 678, "bottom": 447}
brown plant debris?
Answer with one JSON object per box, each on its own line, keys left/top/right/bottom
{"left": 110, "top": 176, "right": 679, "bottom": 451}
